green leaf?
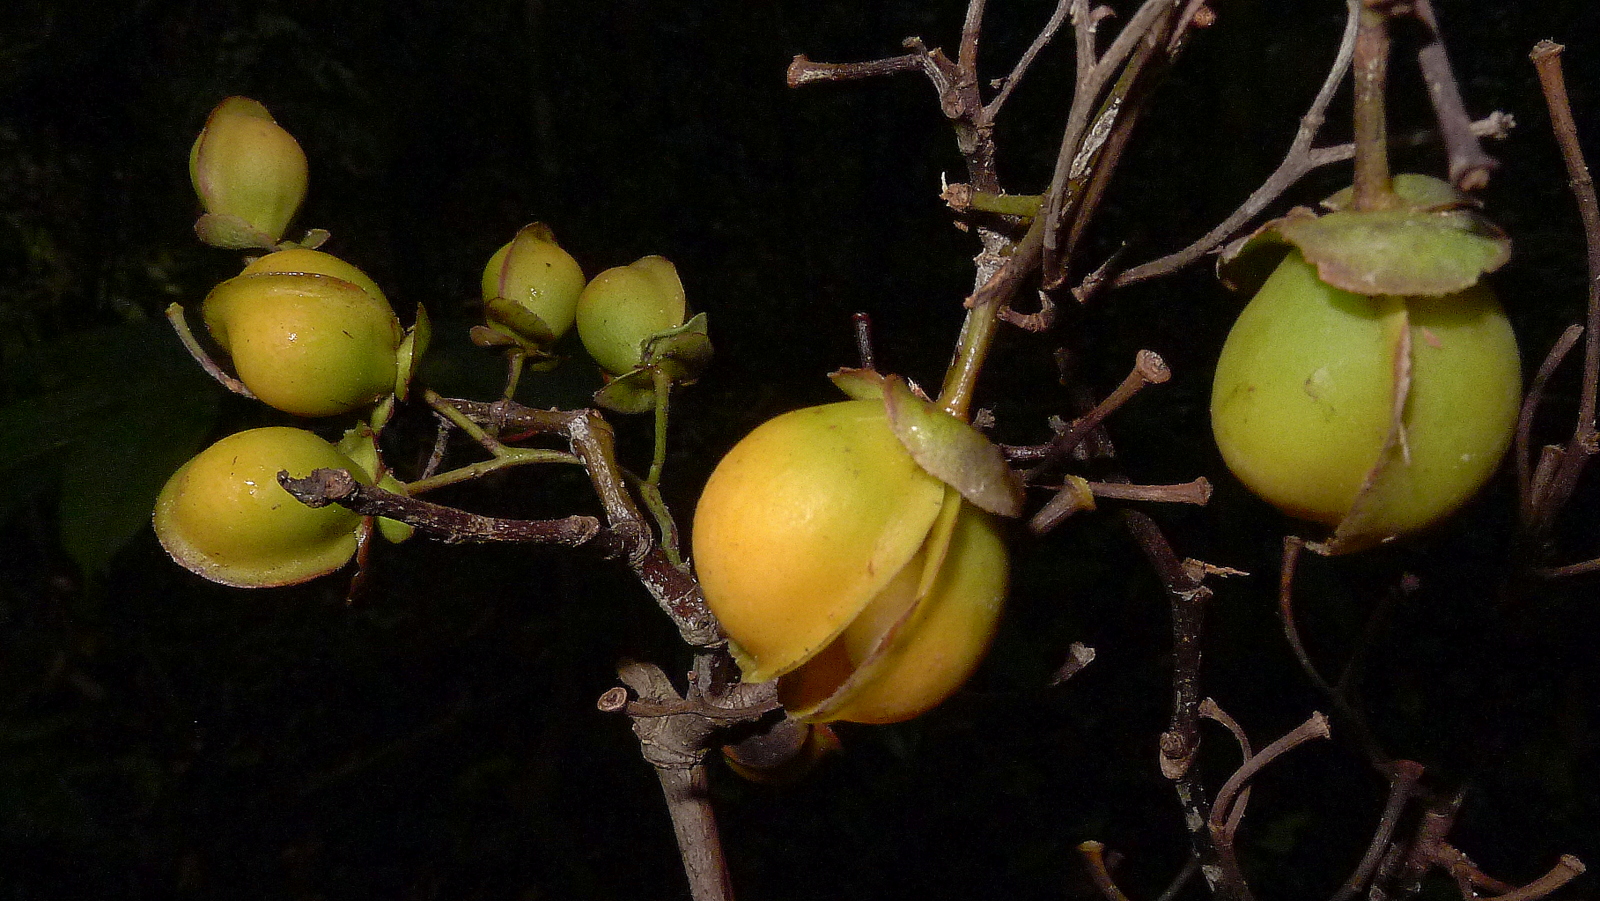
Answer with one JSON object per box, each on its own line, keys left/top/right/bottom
{"left": 0, "top": 320, "right": 222, "bottom": 572}
{"left": 58, "top": 385, "right": 218, "bottom": 573}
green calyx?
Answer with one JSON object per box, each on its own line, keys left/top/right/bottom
{"left": 1220, "top": 174, "right": 1511, "bottom": 300}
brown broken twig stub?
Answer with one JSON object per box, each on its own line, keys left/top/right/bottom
{"left": 278, "top": 468, "right": 605, "bottom": 548}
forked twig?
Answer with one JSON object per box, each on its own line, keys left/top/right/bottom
{"left": 1521, "top": 41, "right": 1600, "bottom": 548}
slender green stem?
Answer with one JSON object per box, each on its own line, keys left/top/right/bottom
{"left": 937, "top": 220, "right": 1043, "bottom": 420}
{"left": 503, "top": 350, "right": 527, "bottom": 402}
{"left": 164, "top": 303, "right": 255, "bottom": 398}
{"left": 636, "top": 479, "right": 683, "bottom": 566}
{"left": 405, "top": 447, "right": 581, "bottom": 495}
{"left": 648, "top": 367, "right": 672, "bottom": 485}
{"left": 425, "top": 389, "right": 505, "bottom": 454}
{"left": 413, "top": 389, "right": 580, "bottom": 493}
{"left": 962, "top": 190, "right": 1044, "bottom": 218}
{"left": 937, "top": 294, "right": 1003, "bottom": 420}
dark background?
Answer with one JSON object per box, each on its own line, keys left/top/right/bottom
{"left": 3, "top": 1, "right": 1599, "bottom": 899}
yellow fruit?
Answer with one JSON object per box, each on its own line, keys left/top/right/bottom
{"left": 189, "top": 97, "right": 308, "bottom": 249}
{"left": 154, "top": 427, "right": 369, "bottom": 587}
{"left": 1211, "top": 249, "right": 1521, "bottom": 550}
{"left": 693, "top": 398, "right": 1009, "bottom": 724}
{"left": 241, "top": 248, "right": 389, "bottom": 305}
{"left": 576, "top": 255, "right": 687, "bottom": 374}
{"left": 202, "top": 251, "right": 402, "bottom": 417}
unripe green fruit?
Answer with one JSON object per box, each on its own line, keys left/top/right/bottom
{"left": 693, "top": 398, "right": 1009, "bottom": 724}
{"left": 576, "top": 255, "right": 687, "bottom": 375}
{"left": 1211, "top": 249, "right": 1521, "bottom": 549}
{"left": 189, "top": 97, "right": 308, "bottom": 249}
{"left": 202, "top": 250, "right": 402, "bottom": 417}
{"left": 482, "top": 223, "right": 586, "bottom": 344}
{"left": 154, "top": 427, "right": 369, "bottom": 587}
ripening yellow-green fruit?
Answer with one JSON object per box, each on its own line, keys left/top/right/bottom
{"left": 189, "top": 96, "right": 308, "bottom": 249}
{"left": 481, "top": 223, "right": 587, "bottom": 345}
{"left": 693, "top": 391, "right": 1011, "bottom": 724}
{"left": 240, "top": 248, "right": 389, "bottom": 302}
{"left": 576, "top": 255, "right": 687, "bottom": 375}
{"left": 154, "top": 427, "right": 369, "bottom": 587}
{"left": 1211, "top": 248, "right": 1521, "bottom": 551}
{"left": 202, "top": 249, "right": 402, "bottom": 417}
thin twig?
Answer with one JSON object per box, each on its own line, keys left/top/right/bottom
{"left": 164, "top": 303, "right": 257, "bottom": 398}
{"left": 1116, "top": 0, "right": 1357, "bottom": 284}
{"left": 278, "top": 468, "right": 609, "bottom": 549}
{"left": 987, "top": 0, "right": 1074, "bottom": 118}
{"left": 1534, "top": 555, "right": 1600, "bottom": 580}
{"left": 785, "top": 53, "right": 923, "bottom": 87}
{"left": 1331, "top": 759, "right": 1424, "bottom": 901}
{"left": 1079, "top": 841, "right": 1135, "bottom": 901}
{"left": 1276, "top": 537, "right": 1393, "bottom": 772}
{"left": 1480, "top": 855, "right": 1586, "bottom": 901}
{"left": 1408, "top": 0, "right": 1498, "bottom": 190}
{"left": 1085, "top": 478, "right": 1211, "bottom": 506}
{"left": 1114, "top": 113, "right": 1510, "bottom": 287}
{"left": 1209, "top": 711, "right": 1333, "bottom": 839}
{"left": 1200, "top": 698, "right": 1253, "bottom": 837}
{"left": 415, "top": 398, "right": 722, "bottom": 647}
{"left": 1515, "top": 324, "right": 1583, "bottom": 524}
{"left": 1027, "top": 350, "right": 1170, "bottom": 480}
{"left": 1203, "top": 710, "right": 1333, "bottom": 901}
{"left": 1042, "top": 0, "right": 1187, "bottom": 282}
{"left": 1153, "top": 854, "right": 1201, "bottom": 901}
{"left": 1524, "top": 41, "right": 1600, "bottom": 541}
{"left": 1534, "top": 42, "right": 1600, "bottom": 436}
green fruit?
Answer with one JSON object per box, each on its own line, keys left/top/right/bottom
{"left": 1211, "top": 249, "right": 1521, "bottom": 550}
{"left": 202, "top": 250, "right": 402, "bottom": 417}
{"left": 189, "top": 97, "right": 308, "bottom": 249}
{"left": 482, "top": 223, "right": 586, "bottom": 344}
{"left": 154, "top": 427, "right": 369, "bottom": 587}
{"left": 576, "top": 255, "right": 687, "bottom": 375}
{"left": 692, "top": 397, "right": 1009, "bottom": 724}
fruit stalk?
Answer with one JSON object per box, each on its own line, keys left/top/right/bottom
{"left": 1351, "top": 3, "right": 1396, "bottom": 211}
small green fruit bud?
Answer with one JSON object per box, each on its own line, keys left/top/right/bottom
{"left": 189, "top": 97, "right": 308, "bottom": 249}
{"left": 481, "top": 223, "right": 586, "bottom": 345}
{"left": 576, "top": 255, "right": 687, "bottom": 375}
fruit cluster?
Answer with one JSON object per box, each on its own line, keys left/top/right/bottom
{"left": 158, "top": 97, "right": 700, "bottom": 589}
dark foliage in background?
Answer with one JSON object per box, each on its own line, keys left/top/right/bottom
{"left": 1, "top": 1, "right": 1598, "bottom": 899}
